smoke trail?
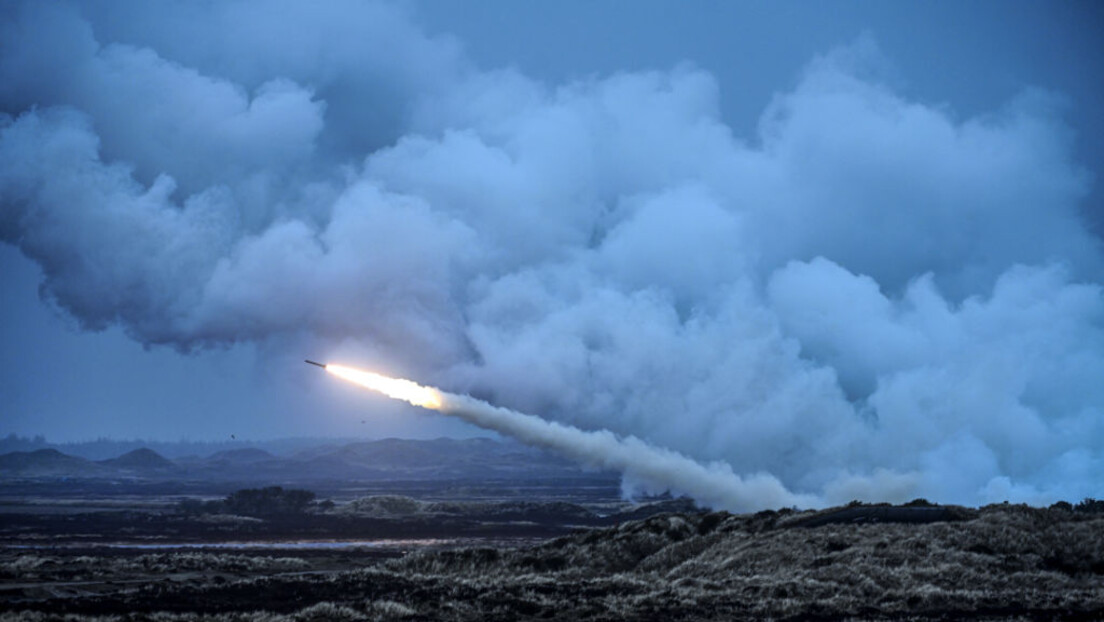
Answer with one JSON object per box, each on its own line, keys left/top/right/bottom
{"left": 326, "top": 363, "right": 815, "bottom": 511}
{"left": 439, "top": 392, "right": 817, "bottom": 511}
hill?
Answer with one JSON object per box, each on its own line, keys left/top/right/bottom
{"left": 0, "top": 448, "right": 104, "bottom": 477}
{"left": 289, "top": 437, "right": 600, "bottom": 481}
{"left": 203, "top": 448, "right": 277, "bottom": 464}
{"left": 0, "top": 438, "right": 618, "bottom": 485}
{"left": 378, "top": 503, "right": 1104, "bottom": 619}
{"left": 98, "top": 448, "right": 178, "bottom": 471}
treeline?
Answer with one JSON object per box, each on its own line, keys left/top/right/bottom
{"left": 177, "top": 486, "right": 330, "bottom": 516}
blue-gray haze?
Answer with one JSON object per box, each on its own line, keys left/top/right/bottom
{"left": 1, "top": 1, "right": 1102, "bottom": 506}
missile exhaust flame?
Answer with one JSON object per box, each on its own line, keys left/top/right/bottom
{"left": 309, "top": 360, "right": 815, "bottom": 512}
{"left": 324, "top": 363, "right": 442, "bottom": 410}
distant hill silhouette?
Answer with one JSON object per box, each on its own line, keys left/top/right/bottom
{"left": 97, "top": 448, "right": 180, "bottom": 473}
{"left": 0, "top": 448, "right": 104, "bottom": 477}
{"left": 204, "top": 448, "right": 277, "bottom": 464}
{"left": 0, "top": 434, "right": 368, "bottom": 460}
{"left": 0, "top": 438, "right": 618, "bottom": 484}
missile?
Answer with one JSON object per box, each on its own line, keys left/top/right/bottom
{"left": 304, "top": 359, "right": 326, "bottom": 369}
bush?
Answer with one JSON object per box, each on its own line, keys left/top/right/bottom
{"left": 1074, "top": 498, "right": 1104, "bottom": 515}
{"left": 222, "top": 486, "right": 317, "bottom": 516}
{"left": 174, "top": 497, "right": 224, "bottom": 515}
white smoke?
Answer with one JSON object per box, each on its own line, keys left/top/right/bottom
{"left": 439, "top": 391, "right": 814, "bottom": 512}
{"left": 2, "top": 1, "right": 1102, "bottom": 507}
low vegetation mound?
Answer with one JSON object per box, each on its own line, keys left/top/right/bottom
{"left": 340, "top": 495, "right": 427, "bottom": 517}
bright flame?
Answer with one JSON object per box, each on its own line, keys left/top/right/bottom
{"left": 325, "top": 364, "right": 442, "bottom": 410}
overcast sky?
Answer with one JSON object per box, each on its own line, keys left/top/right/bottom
{"left": 2, "top": 1, "right": 1102, "bottom": 506}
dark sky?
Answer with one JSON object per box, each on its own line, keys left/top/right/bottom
{"left": 1, "top": 0, "right": 1102, "bottom": 506}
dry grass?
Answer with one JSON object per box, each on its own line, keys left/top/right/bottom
{"left": 3, "top": 503, "right": 1102, "bottom": 620}
{"left": 382, "top": 503, "right": 1104, "bottom": 619}
{"left": 0, "top": 553, "right": 309, "bottom": 583}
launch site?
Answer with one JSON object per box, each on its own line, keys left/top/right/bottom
{"left": 2, "top": 0, "right": 1103, "bottom": 619}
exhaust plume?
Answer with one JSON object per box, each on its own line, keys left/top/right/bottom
{"left": 325, "top": 363, "right": 813, "bottom": 511}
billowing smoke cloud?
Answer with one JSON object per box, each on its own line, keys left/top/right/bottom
{"left": 2, "top": 2, "right": 1102, "bottom": 507}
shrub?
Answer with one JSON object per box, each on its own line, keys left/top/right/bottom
{"left": 223, "top": 486, "right": 317, "bottom": 516}
{"left": 1074, "top": 498, "right": 1104, "bottom": 515}
{"left": 175, "top": 497, "right": 231, "bottom": 515}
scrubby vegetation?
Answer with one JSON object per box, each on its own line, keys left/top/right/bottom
{"left": 1051, "top": 497, "right": 1104, "bottom": 515}
{"left": 0, "top": 553, "right": 309, "bottom": 583}
{"left": 4, "top": 502, "right": 1102, "bottom": 620}
{"left": 337, "top": 495, "right": 604, "bottom": 524}
{"left": 0, "top": 603, "right": 415, "bottom": 622}
{"left": 176, "top": 487, "right": 318, "bottom": 517}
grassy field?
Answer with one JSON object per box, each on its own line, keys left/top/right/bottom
{"left": 2, "top": 502, "right": 1102, "bottom": 620}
